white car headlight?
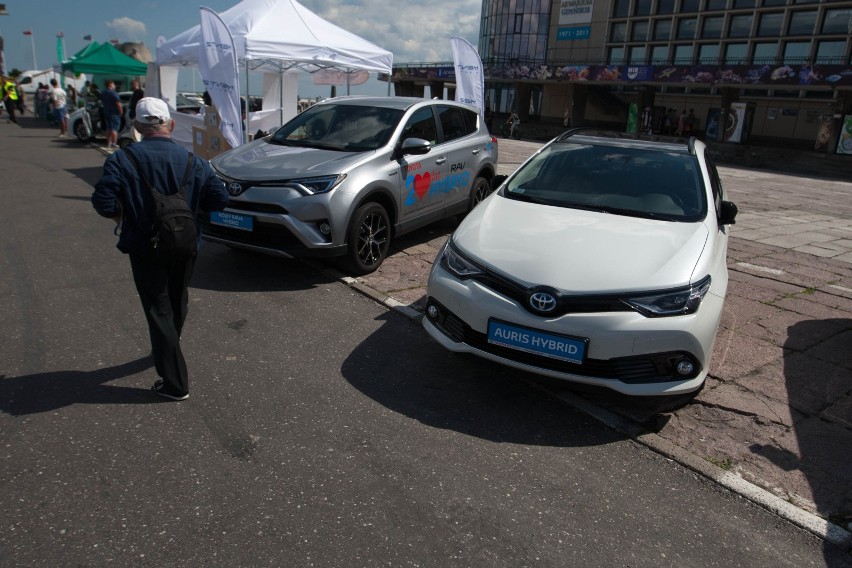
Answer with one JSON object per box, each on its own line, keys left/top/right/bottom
{"left": 440, "top": 240, "right": 486, "bottom": 279}
{"left": 624, "top": 276, "right": 711, "bottom": 317}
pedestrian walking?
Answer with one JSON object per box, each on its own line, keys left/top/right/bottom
{"left": 91, "top": 97, "right": 229, "bottom": 401}
{"left": 49, "top": 78, "right": 68, "bottom": 138}
{"left": 128, "top": 79, "right": 145, "bottom": 142}
{"left": 36, "top": 83, "right": 50, "bottom": 120}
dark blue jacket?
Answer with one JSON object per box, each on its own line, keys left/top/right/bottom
{"left": 92, "top": 137, "right": 229, "bottom": 257}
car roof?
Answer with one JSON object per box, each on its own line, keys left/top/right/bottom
{"left": 555, "top": 128, "right": 702, "bottom": 157}
{"left": 315, "top": 96, "right": 476, "bottom": 113}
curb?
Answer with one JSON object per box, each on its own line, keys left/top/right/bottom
{"left": 336, "top": 268, "right": 852, "bottom": 548}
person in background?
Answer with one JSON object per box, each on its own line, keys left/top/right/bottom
{"left": 49, "top": 78, "right": 68, "bottom": 138}
{"left": 128, "top": 79, "right": 145, "bottom": 142}
{"left": 2, "top": 76, "right": 19, "bottom": 124}
{"left": 67, "top": 85, "right": 78, "bottom": 110}
{"left": 91, "top": 97, "right": 229, "bottom": 401}
{"left": 99, "top": 80, "right": 123, "bottom": 150}
{"left": 36, "top": 82, "right": 50, "bottom": 120}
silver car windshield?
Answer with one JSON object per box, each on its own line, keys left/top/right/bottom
{"left": 269, "top": 103, "right": 404, "bottom": 152}
{"left": 503, "top": 143, "right": 707, "bottom": 222}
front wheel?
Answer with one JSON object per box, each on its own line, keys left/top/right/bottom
{"left": 72, "top": 120, "right": 90, "bottom": 142}
{"left": 343, "top": 202, "right": 391, "bottom": 275}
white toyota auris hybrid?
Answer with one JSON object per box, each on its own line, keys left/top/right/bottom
{"left": 423, "top": 129, "right": 738, "bottom": 396}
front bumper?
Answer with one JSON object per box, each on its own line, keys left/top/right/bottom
{"left": 423, "top": 264, "right": 724, "bottom": 396}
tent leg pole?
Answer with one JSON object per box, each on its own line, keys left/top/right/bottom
{"left": 244, "top": 59, "right": 249, "bottom": 145}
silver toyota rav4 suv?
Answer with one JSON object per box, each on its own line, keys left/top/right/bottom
{"left": 202, "top": 96, "right": 499, "bottom": 274}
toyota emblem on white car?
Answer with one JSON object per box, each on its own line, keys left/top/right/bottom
{"left": 529, "top": 291, "right": 557, "bottom": 313}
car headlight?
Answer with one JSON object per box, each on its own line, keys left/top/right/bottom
{"left": 624, "top": 276, "right": 711, "bottom": 317}
{"left": 283, "top": 175, "right": 345, "bottom": 195}
{"left": 440, "top": 240, "right": 485, "bottom": 279}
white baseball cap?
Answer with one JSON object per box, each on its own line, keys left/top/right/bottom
{"left": 134, "top": 97, "right": 171, "bottom": 125}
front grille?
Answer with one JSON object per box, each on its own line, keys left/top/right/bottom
{"left": 229, "top": 201, "right": 288, "bottom": 215}
{"left": 430, "top": 301, "right": 695, "bottom": 383}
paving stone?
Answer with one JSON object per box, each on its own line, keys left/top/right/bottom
{"left": 708, "top": 329, "right": 783, "bottom": 381}
{"left": 699, "top": 380, "right": 800, "bottom": 427}
{"left": 820, "top": 393, "right": 852, "bottom": 429}
{"left": 805, "top": 328, "right": 852, "bottom": 370}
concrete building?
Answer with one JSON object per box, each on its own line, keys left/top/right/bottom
{"left": 392, "top": 0, "right": 852, "bottom": 156}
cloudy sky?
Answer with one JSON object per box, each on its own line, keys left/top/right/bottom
{"left": 1, "top": 0, "right": 483, "bottom": 96}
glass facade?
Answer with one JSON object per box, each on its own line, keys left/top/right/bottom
{"left": 478, "top": 0, "right": 550, "bottom": 65}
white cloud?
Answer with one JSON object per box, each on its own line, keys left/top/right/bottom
{"left": 304, "top": 0, "right": 482, "bottom": 63}
{"left": 105, "top": 17, "right": 147, "bottom": 42}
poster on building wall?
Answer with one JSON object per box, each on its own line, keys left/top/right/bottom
{"left": 814, "top": 116, "right": 834, "bottom": 153}
{"left": 559, "top": 0, "right": 593, "bottom": 26}
{"left": 837, "top": 115, "right": 852, "bottom": 155}
{"left": 724, "top": 103, "right": 747, "bottom": 144}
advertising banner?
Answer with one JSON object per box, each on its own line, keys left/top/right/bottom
{"left": 559, "top": 0, "right": 594, "bottom": 26}
{"left": 451, "top": 36, "right": 484, "bottom": 117}
{"left": 724, "top": 102, "right": 747, "bottom": 143}
{"left": 814, "top": 116, "right": 834, "bottom": 153}
{"left": 199, "top": 6, "right": 242, "bottom": 149}
{"left": 837, "top": 115, "right": 852, "bottom": 156}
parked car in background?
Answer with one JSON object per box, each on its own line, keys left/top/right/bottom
{"left": 68, "top": 91, "right": 135, "bottom": 147}
{"left": 423, "top": 129, "right": 738, "bottom": 396}
{"left": 202, "top": 96, "right": 498, "bottom": 274}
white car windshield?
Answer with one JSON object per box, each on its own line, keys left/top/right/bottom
{"left": 503, "top": 142, "right": 707, "bottom": 222}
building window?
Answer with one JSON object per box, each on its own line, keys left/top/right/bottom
{"left": 657, "top": 0, "right": 676, "bottom": 15}
{"left": 702, "top": 16, "right": 724, "bottom": 39}
{"left": 724, "top": 43, "right": 748, "bottom": 64}
{"left": 681, "top": 0, "right": 700, "bottom": 12}
{"left": 611, "top": 22, "right": 627, "bottom": 42}
{"left": 654, "top": 19, "right": 672, "bottom": 41}
{"left": 634, "top": 0, "right": 652, "bottom": 16}
{"left": 753, "top": 42, "right": 778, "bottom": 63}
{"left": 757, "top": 12, "right": 783, "bottom": 37}
{"left": 706, "top": 0, "right": 726, "bottom": 10}
{"left": 612, "top": 0, "right": 630, "bottom": 18}
{"left": 815, "top": 41, "right": 846, "bottom": 64}
{"left": 762, "top": 0, "right": 786, "bottom": 6}
{"left": 822, "top": 9, "right": 852, "bottom": 35}
{"left": 788, "top": 11, "right": 817, "bottom": 36}
{"left": 677, "top": 17, "right": 697, "bottom": 40}
{"left": 783, "top": 41, "right": 811, "bottom": 64}
{"left": 514, "top": 13, "right": 523, "bottom": 34}
{"left": 731, "top": 0, "right": 754, "bottom": 7}
{"left": 609, "top": 47, "right": 626, "bottom": 64}
{"left": 629, "top": 46, "right": 647, "bottom": 64}
{"left": 631, "top": 20, "right": 649, "bottom": 42}
{"left": 651, "top": 45, "right": 669, "bottom": 63}
{"left": 699, "top": 44, "right": 721, "bottom": 64}
{"left": 674, "top": 44, "right": 694, "bottom": 64}
{"left": 729, "top": 14, "right": 753, "bottom": 38}
{"left": 792, "top": 0, "right": 818, "bottom": 4}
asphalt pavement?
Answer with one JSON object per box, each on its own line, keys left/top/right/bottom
{"left": 339, "top": 136, "right": 852, "bottom": 544}
{"left": 0, "top": 115, "right": 850, "bottom": 565}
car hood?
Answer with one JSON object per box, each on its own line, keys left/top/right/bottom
{"left": 453, "top": 194, "right": 709, "bottom": 293}
{"left": 211, "top": 138, "right": 373, "bottom": 180}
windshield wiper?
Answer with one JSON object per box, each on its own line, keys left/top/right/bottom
{"left": 503, "top": 191, "right": 554, "bottom": 205}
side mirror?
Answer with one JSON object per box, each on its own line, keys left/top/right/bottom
{"left": 395, "top": 137, "right": 431, "bottom": 159}
{"left": 492, "top": 174, "right": 508, "bottom": 189}
{"left": 719, "top": 200, "right": 738, "bottom": 226}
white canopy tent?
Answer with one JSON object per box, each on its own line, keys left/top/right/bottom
{"left": 155, "top": 0, "right": 393, "bottom": 148}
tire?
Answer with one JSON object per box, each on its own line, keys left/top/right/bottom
{"left": 468, "top": 176, "right": 492, "bottom": 211}
{"left": 72, "top": 120, "right": 90, "bottom": 142}
{"left": 343, "top": 202, "right": 391, "bottom": 275}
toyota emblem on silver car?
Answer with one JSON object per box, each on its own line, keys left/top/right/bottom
{"left": 529, "top": 291, "right": 557, "bottom": 313}
{"left": 227, "top": 182, "right": 243, "bottom": 196}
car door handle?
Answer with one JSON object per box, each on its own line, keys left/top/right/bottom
{"left": 472, "top": 149, "right": 481, "bottom": 155}
{"left": 435, "top": 157, "right": 447, "bottom": 165}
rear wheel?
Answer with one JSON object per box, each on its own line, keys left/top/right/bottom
{"left": 72, "top": 120, "right": 90, "bottom": 142}
{"left": 343, "top": 202, "right": 391, "bottom": 275}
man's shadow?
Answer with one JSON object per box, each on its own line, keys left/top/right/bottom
{"left": 0, "top": 356, "right": 159, "bottom": 416}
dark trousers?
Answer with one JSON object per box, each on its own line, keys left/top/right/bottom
{"left": 129, "top": 253, "right": 197, "bottom": 395}
{"left": 4, "top": 97, "right": 17, "bottom": 123}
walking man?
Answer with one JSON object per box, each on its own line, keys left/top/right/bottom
{"left": 49, "top": 78, "right": 68, "bottom": 137}
{"left": 92, "top": 97, "right": 229, "bottom": 401}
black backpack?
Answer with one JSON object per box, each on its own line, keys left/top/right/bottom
{"left": 126, "top": 150, "right": 198, "bottom": 258}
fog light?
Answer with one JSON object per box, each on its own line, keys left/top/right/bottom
{"left": 319, "top": 222, "right": 331, "bottom": 235}
{"left": 426, "top": 304, "right": 440, "bottom": 319}
{"left": 676, "top": 359, "right": 695, "bottom": 376}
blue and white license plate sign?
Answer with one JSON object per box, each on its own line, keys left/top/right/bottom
{"left": 487, "top": 319, "right": 587, "bottom": 364}
{"left": 211, "top": 211, "right": 253, "bottom": 232}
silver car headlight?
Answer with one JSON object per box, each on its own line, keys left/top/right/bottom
{"left": 284, "top": 175, "right": 345, "bottom": 195}
{"left": 624, "top": 276, "right": 712, "bottom": 317}
{"left": 440, "top": 240, "right": 486, "bottom": 279}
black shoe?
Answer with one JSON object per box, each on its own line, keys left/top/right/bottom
{"left": 152, "top": 380, "right": 189, "bottom": 401}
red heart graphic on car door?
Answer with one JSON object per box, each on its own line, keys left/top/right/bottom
{"left": 413, "top": 172, "right": 431, "bottom": 200}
